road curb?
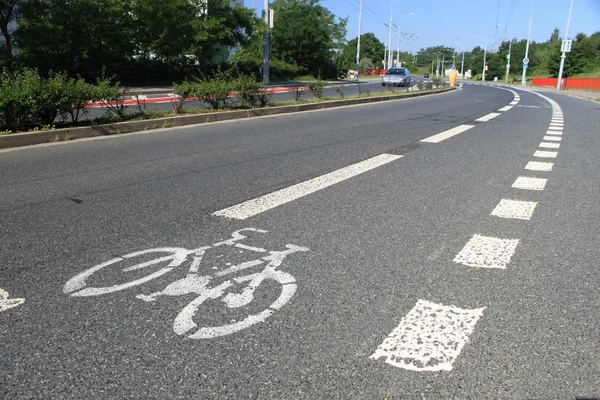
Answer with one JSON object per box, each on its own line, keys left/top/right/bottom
{"left": 0, "top": 87, "right": 456, "bottom": 150}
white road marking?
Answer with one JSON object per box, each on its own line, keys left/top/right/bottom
{"left": 525, "top": 161, "right": 553, "bottom": 171}
{"left": 454, "top": 234, "right": 519, "bottom": 269}
{"left": 539, "top": 142, "right": 560, "bottom": 149}
{"left": 370, "top": 299, "right": 485, "bottom": 372}
{"left": 512, "top": 176, "right": 547, "bottom": 191}
{"left": 534, "top": 150, "right": 558, "bottom": 158}
{"left": 543, "top": 136, "right": 561, "bottom": 142}
{"left": 213, "top": 154, "right": 402, "bottom": 220}
{"left": 498, "top": 105, "right": 513, "bottom": 112}
{"left": 491, "top": 199, "right": 537, "bottom": 220}
{"left": 0, "top": 288, "right": 25, "bottom": 312}
{"left": 549, "top": 123, "right": 563, "bottom": 127}
{"left": 546, "top": 130, "right": 562, "bottom": 136}
{"left": 475, "top": 112, "right": 500, "bottom": 122}
{"left": 509, "top": 101, "right": 518, "bottom": 106}
{"left": 420, "top": 125, "right": 474, "bottom": 143}
{"left": 547, "top": 126, "right": 563, "bottom": 131}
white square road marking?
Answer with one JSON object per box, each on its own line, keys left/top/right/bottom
{"left": 534, "top": 150, "right": 558, "bottom": 158}
{"left": 548, "top": 126, "right": 563, "bottom": 131}
{"left": 539, "top": 142, "right": 560, "bottom": 149}
{"left": 546, "top": 130, "right": 562, "bottom": 136}
{"left": 525, "top": 161, "right": 553, "bottom": 171}
{"left": 454, "top": 234, "right": 520, "bottom": 269}
{"left": 543, "top": 136, "right": 561, "bottom": 142}
{"left": 491, "top": 199, "right": 537, "bottom": 220}
{"left": 512, "top": 176, "right": 547, "bottom": 191}
{"left": 370, "top": 300, "right": 486, "bottom": 372}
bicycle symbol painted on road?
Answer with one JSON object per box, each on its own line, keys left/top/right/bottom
{"left": 64, "top": 228, "right": 308, "bottom": 339}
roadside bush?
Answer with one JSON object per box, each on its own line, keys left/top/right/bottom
{"left": 431, "top": 76, "right": 442, "bottom": 88}
{"left": 172, "top": 81, "right": 194, "bottom": 113}
{"left": 416, "top": 81, "right": 425, "bottom": 91}
{"left": 424, "top": 81, "right": 433, "bottom": 90}
{"left": 236, "top": 74, "right": 264, "bottom": 108}
{"left": 96, "top": 78, "right": 128, "bottom": 117}
{"left": 307, "top": 76, "right": 325, "bottom": 99}
{"left": 61, "top": 77, "right": 103, "bottom": 123}
{"left": 181, "top": 69, "right": 235, "bottom": 110}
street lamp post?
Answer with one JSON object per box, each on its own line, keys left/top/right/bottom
{"left": 388, "top": 0, "right": 401, "bottom": 69}
{"left": 455, "top": 43, "right": 465, "bottom": 79}
{"left": 476, "top": 35, "right": 487, "bottom": 82}
{"left": 521, "top": 1, "right": 533, "bottom": 86}
{"left": 396, "top": 12, "right": 415, "bottom": 67}
{"left": 498, "top": 24, "right": 513, "bottom": 84}
{"left": 354, "top": 0, "right": 363, "bottom": 81}
{"left": 556, "top": 0, "right": 574, "bottom": 90}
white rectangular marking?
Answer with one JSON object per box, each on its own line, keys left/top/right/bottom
{"left": 454, "top": 234, "right": 519, "bottom": 269}
{"left": 548, "top": 126, "right": 563, "bottom": 131}
{"left": 420, "top": 125, "right": 474, "bottom": 143}
{"left": 546, "top": 130, "right": 562, "bottom": 136}
{"left": 509, "top": 101, "right": 518, "bottom": 106}
{"left": 512, "top": 176, "right": 547, "bottom": 191}
{"left": 539, "top": 142, "right": 560, "bottom": 149}
{"left": 534, "top": 150, "right": 558, "bottom": 158}
{"left": 475, "top": 112, "right": 501, "bottom": 122}
{"left": 370, "top": 299, "right": 485, "bottom": 372}
{"left": 525, "top": 161, "right": 553, "bottom": 171}
{"left": 491, "top": 199, "right": 537, "bottom": 220}
{"left": 543, "top": 136, "right": 561, "bottom": 142}
{"left": 213, "top": 154, "right": 402, "bottom": 219}
{"left": 498, "top": 105, "right": 513, "bottom": 112}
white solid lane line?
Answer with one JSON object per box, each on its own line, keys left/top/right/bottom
{"left": 512, "top": 176, "right": 547, "bottom": 191}
{"left": 370, "top": 299, "right": 486, "bottom": 372}
{"left": 498, "top": 105, "right": 513, "bottom": 112}
{"left": 543, "top": 136, "right": 561, "bottom": 141}
{"left": 454, "top": 234, "right": 519, "bottom": 269}
{"left": 491, "top": 199, "right": 537, "bottom": 220}
{"left": 420, "top": 125, "right": 474, "bottom": 143}
{"left": 525, "top": 161, "right": 553, "bottom": 171}
{"left": 534, "top": 150, "right": 558, "bottom": 158}
{"left": 539, "top": 142, "right": 560, "bottom": 149}
{"left": 213, "top": 154, "right": 402, "bottom": 220}
{"left": 475, "top": 112, "right": 501, "bottom": 122}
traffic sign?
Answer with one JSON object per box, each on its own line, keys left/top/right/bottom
{"left": 523, "top": 58, "right": 529, "bottom": 65}
{"left": 561, "top": 39, "right": 572, "bottom": 52}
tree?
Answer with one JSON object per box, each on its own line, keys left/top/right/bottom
{"left": 0, "top": 0, "right": 22, "bottom": 63}
{"left": 550, "top": 28, "right": 560, "bottom": 42}
{"left": 338, "top": 33, "right": 384, "bottom": 70}
{"left": 270, "top": 0, "right": 346, "bottom": 77}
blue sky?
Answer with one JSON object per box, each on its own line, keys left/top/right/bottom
{"left": 254, "top": 0, "right": 600, "bottom": 53}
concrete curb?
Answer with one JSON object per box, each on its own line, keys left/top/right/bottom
{"left": 0, "top": 87, "right": 455, "bottom": 150}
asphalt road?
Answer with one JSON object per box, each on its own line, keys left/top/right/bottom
{"left": 1, "top": 83, "right": 599, "bottom": 399}
{"left": 82, "top": 78, "right": 425, "bottom": 120}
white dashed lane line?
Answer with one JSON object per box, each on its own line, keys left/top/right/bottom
{"left": 543, "top": 136, "right": 561, "bottom": 142}
{"left": 534, "top": 150, "right": 558, "bottom": 158}
{"left": 539, "top": 142, "right": 560, "bottom": 149}
{"left": 420, "top": 125, "right": 474, "bottom": 143}
{"left": 491, "top": 199, "right": 537, "bottom": 220}
{"left": 512, "top": 176, "right": 547, "bottom": 191}
{"left": 525, "top": 161, "right": 553, "bottom": 171}
{"left": 475, "top": 112, "right": 501, "bottom": 122}
{"left": 453, "top": 234, "right": 520, "bottom": 269}
{"left": 370, "top": 299, "right": 485, "bottom": 372}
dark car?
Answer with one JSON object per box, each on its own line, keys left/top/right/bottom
{"left": 424, "top": 73, "right": 429, "bottom": 78}
{"left": 382, "top": 68, "right": 411, "bottom": 87}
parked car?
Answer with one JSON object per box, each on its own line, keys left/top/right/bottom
{"left": 424, "top": 73, "right": 429, "bottom": 78}
{"left": 382, "top": 68, "right": 411, "bottom": 87}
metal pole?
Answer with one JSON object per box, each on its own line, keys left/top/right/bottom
{"left": 388, "top": 2, "right": 393, "bottom": 68}
{"left": 461, "top": 50, "right": 464, "bottom": 79}
{"left": 505, "top": 27, "right": 512, "bottom": 84}
{"left": 556, "top": 0, "right": 574, "bottom": 90}
{"left": 482, "top": 39, "right": 487, "bottom": 82}
{"left": 431, "top": 57, "right": 434, "bottom": 76}
{"left": 521, "top": 3, "right": 533, "bottom": 86}
{"left": 354, "top": 0, "right": 362, "bottom": 81}
{"left": 396, "top": 21, "right": 401, "bottom": 66}
{"left": 262, "top": 0, "right": 270, "bottom": 84}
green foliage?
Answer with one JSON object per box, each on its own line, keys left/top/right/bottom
{"left": 175, "top": 69, "right": 235, "bottom": 110}
{"left": 236, "top": 74, "right": 265, "bottom": 108}
{"left": 307, "top": 77, "right": 325, "bottom": 99}
{"left": 339, "top": 33, "right": 385, "bottom": 71}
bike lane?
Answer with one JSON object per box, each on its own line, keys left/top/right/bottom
{"left": 4, "top": 87, "right": 594, "bottom": 398}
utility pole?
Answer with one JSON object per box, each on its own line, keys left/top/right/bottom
{"left": 498, "top": 24, "right": 512, "bottom": 84}
{"left": 354, "top": 0, "right": 362, "bottom": 81}
{"left": 388, "top": 2, "right": 393, "bottom": 68}
{"left": 521, "top": 2, "right": 533, "bottom": 87}
{"left": 396, "top": 13, "right": 415, "bottom": 67}
{"left": 262, "top": 0, "right": 270, "bottom": 84}
{"left": 477, "top": 35, "right": 487, "bottom": 82}
{"left": 556, "top": 0, "right": 574, "bottom": 90}
{"left": 431, "top": 56, "right": 434, "bottom": 76}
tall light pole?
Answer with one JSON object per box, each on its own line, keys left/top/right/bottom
{"left": 498, "top": 24, "right": 513, "bottom": 84}
{"left": 354, "top": 0, "right": 363, "bottom": 81}
{"left": 388, "top": 0, "right": 401, "bottom": 68}
{"left": 396, "top": 12, "right": 415, "bottom": 67}
{"left": 262, "top": 0, "right": 270, "bottom": 83}
{"left": 521, "top": 1, "right": 533, "bottom": 86}
{"left": 476, "top": 35, "right": 488, "bottom": 82}
{"left": 556, "top": 0, "right": 574, "bottom": 90}
{"left": 455, "top": 43, "right": 465, "bottom": 79}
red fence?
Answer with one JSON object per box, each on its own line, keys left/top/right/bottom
{"left": 532, "top": 77, "right": 600, "bottom": 91}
